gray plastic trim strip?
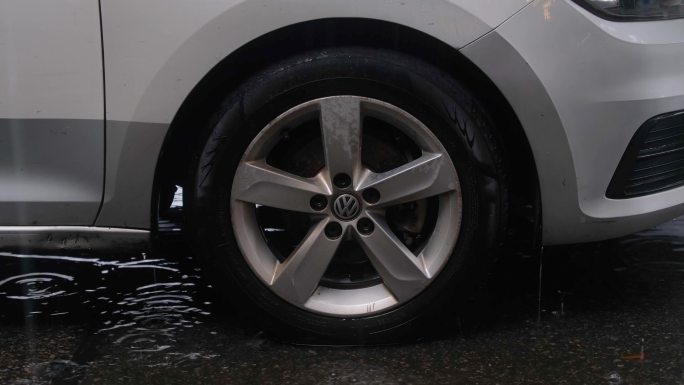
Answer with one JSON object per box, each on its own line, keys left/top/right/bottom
{"left": 0, "top": 226, "right": 149, "bottom": 253}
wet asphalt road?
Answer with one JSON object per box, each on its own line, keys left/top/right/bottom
{"left": 1, "top": 218, "right": 683, "bottom": 385}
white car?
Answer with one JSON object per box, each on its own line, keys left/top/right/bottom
{"left": 1, "top": 0, "right": 683, "bottom": 342}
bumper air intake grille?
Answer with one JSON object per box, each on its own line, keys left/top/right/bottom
{"left": 607, "top": 110, "right": 684, "bottom": 199}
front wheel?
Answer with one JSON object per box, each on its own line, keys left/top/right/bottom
{"left": 187, "top": 47, "right": 508, "bottom": 344}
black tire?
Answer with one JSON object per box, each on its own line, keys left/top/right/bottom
{"left": 186, "top": 47, "right": 508, "bottom": 344}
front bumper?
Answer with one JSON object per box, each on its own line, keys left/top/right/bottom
{"left": 462, "top": 0, "right": 684, "bottom": 245}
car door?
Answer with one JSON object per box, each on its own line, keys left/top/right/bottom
{"left": 0, "top": 0, "right": 104, "bottom": 226}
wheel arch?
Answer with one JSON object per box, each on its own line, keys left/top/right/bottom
{"left": 153, "top": 18, "right": 541, "bottom": 253}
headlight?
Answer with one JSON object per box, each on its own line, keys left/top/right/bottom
{"left": 574, "top": 0, "right": 684, "bottom": 20}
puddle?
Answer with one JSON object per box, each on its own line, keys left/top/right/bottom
{"left": 0, "top": 249, "right": 218, "bottom": 384}
{"left": 0, "top": 217, "right": 683, "bottom": 384}
{"left": 0, "top": 272, "right": 77, "bottom": 301}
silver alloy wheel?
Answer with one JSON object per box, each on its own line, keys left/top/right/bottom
{"left": 230, "top": 96, "right": 462, "bottom": 317}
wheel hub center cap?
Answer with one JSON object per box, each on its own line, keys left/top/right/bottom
{"left": 333, "top": 194, "right": 361, "bottom": 220}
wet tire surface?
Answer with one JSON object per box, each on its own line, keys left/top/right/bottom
{"left": 1, "top": 217, "right": 683, "bottom": 385}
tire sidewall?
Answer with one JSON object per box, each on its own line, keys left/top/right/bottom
{"left": 188, "top": 47, "right": 507, "bottom": 343}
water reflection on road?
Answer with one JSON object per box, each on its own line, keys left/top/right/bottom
{"left": 1, "top": 217, "right": 683, "bottom": 385}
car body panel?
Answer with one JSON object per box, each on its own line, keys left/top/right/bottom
{"left": 96, "top": 120, "right": 167, "bottom": 228}
{"left": 462, "top": 0, "right": 684, "bottom": 244}
{"left": 0, "top": 1, "right": 104, "bottom": 225}
{"left": 100, "top": 0, "right": 529, "bottom": 124}
{"left": 2, "top": 0, "right": 684, "bottom": 247}
{"left": 96, "top": 0, "right": 530, "bottom": 229}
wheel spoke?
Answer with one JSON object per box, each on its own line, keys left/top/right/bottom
{"left": 319, "top": 97, "right": 362, "bottom": 181}
{"left": 357, "top": 152, "right": 457, "bottom": 207}
{"left": 233, "top": 160, "right": 330, "bottom": 213}
{"left": 270, "top": 219, "right": 343, "bottom": 305}
{"left": 232, "top": 96, "right": 462, "bottom": 316}
{"left": 354, "top": 212, "right": 429, "bottom": 302}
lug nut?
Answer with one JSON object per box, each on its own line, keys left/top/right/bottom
{"left": 357, "top": 217, "right": 375, "bottom": 235}
{"left": 324, "top": 222, "right": 343, "bottom": 239}
{"left": 333, "top": 173, "right": 352, "bottom": 189}
{"left": 310, "top": 194, "right": 328, "bottom": 211}
{"left": 362, "top": 188, "right": 380, "bottom": 204}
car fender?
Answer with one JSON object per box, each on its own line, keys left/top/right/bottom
{"left": 96, "top": 0, "right": 530, "bottom": 228}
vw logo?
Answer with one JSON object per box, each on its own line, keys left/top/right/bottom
{"left": 333, "top": 194, "right": 360, "bottom": 220}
